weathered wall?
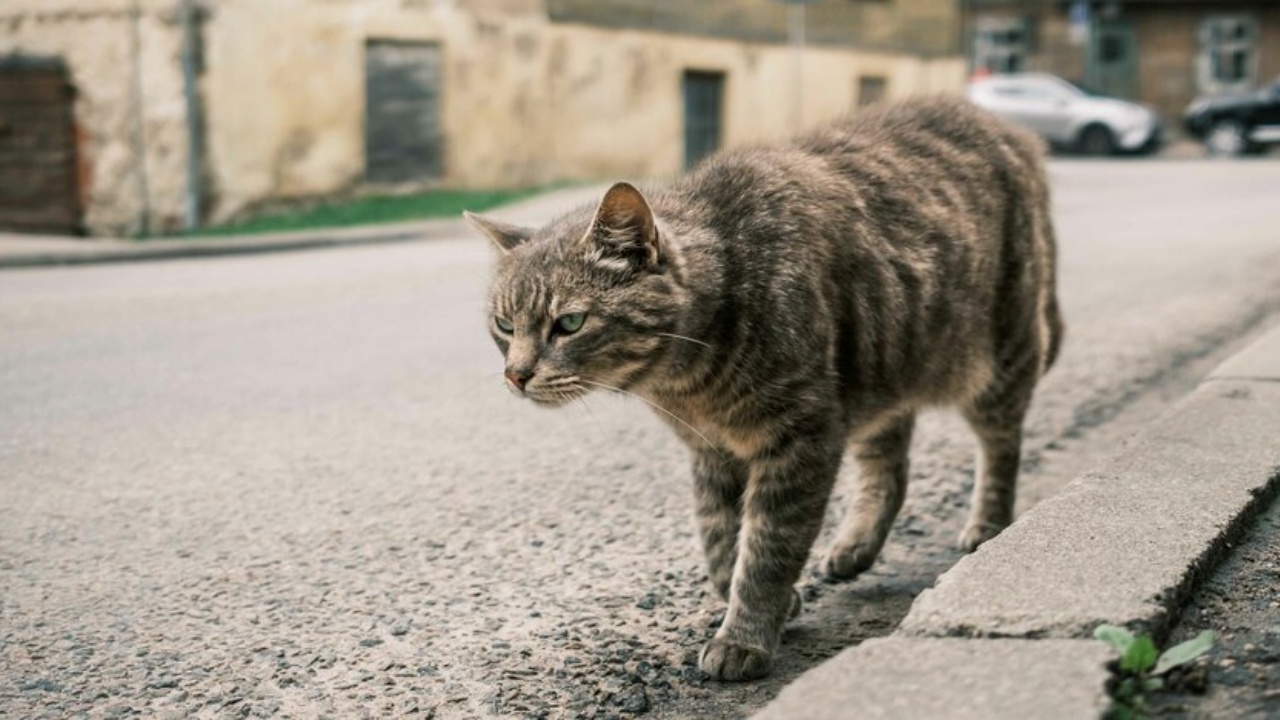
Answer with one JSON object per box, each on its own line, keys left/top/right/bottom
{"left": 201, "top": 0, "right": 965, "bottom": 224}
{"left": 1135, "top": 5, "right": 1280, "bottom": 122}
{"left": 0, "top": 0, "right": 965, "bottom": 235}
{"left": 0, "top": 0, "right": 187, "bottom": 236}
{"left": 547, "top": 0, "right": 960, "bottom": 56}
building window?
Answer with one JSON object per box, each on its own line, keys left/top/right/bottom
{"left": 856, "top": 76, "right": 888, "bottom": 107}
{"left": 683, "top": 71, "right": 724, "bottom": 170}
{"left": 973, "top": 17, "right": 1032, "bottom": 74}
{"left": 1198, "top": 15, "right": 1256, "bottom": 94}
{"left": 364, "top": 40, "right": 444, "bottom": 184}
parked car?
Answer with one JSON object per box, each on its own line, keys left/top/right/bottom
{"left": 1183, "top": 76, "right": 1280, "bottom": 157}
{"left": 967, "top": 73, "right": 1163, "bottom": 156}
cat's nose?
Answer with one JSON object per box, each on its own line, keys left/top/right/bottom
{"left": 505, "top": 369, "right": 534, "bottom": 391}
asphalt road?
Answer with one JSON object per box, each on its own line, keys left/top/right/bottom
{"left": 3, "top": 161, "right": 1280, "bottom": 720}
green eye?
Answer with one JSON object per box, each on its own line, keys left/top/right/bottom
{"left": 556, "top": 313, "right": 586, "bottom": 334}
{"left": 495, "top": 317, "right": 514, "bottom": 333}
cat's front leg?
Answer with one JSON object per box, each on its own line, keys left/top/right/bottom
{"left": 699, "top": 431, "right": 842, "bottom": 681}
{"left": 692, "top": 450, "right": 747, "bottom": 600}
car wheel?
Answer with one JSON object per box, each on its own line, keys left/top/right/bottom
{"left": 1205, "top": 120, "right": 1248, "bottom": 157}
{"left": 1078, "top": 125, "right": 1115, "bottom": 157}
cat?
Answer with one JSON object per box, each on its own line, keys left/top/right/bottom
{"left": 466, "top": 95, "right": 1063, "bottom": 682}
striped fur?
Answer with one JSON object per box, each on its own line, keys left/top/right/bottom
{"left": 470, "top": 96, "right": 1064, "bottom": 681}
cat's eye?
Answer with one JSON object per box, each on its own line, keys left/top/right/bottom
{"left": 494, "top": 317, "right": 514, "bottom": 333}
{"left": 556, "top": 313, "right": 586, "bottom": 334}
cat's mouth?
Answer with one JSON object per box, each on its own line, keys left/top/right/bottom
{"left": 522, "top": 376, "right": 588, "bottom": 407}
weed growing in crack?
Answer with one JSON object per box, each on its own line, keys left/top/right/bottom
{"left": 1095, "top": 624, "right": 1215, "bottom": 719}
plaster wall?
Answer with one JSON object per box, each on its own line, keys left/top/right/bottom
{"left": 1, "top": 0, "right": 965, "bottom": 234}
{"left": 0, "top": 0, "right": 187, "bottom": 235}
{"left": 202, "top": 1, "right": 964, "bottom": 222}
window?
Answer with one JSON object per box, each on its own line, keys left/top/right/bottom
{"left": 1100, "top": 34, "right": 1126, "bottom": 64}
{"left": 364, "top": 40, "right": 444, "bottom": 184}
{"left": 856, "top": 76, "right": 887, "bottom": 108}
{"left": 986, "top": 78, "right": 1077, "bottom": 105}
{"left": 973, "top": 17, "right": 1032, "bottom": 74}
{"left": 683, "top": 71, "right": 724, "bottom": 170}
{"left": 1198, "top": 16, "right": 1256, "bottom": 94}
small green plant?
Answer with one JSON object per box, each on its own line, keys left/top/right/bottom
{"left": 1094, "top": 624, "right": 1214, "bottom": 719}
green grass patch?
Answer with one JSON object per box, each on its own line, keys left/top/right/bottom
{"left": 178, "top": 187, "right": 550, "bottom": 238}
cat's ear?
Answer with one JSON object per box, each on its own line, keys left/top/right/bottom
{"left": 463, "top": 211, "right": 533, "bottom": 253}
{"left": 588, "top": 182, "right": 661, "bottom": 268}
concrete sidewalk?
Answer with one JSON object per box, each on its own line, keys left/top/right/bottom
{"left": 0, "top": 183, "right": 609, "bottom": 269}
{"left": 755, "top": 320, "right": 1280, "bottom": 720}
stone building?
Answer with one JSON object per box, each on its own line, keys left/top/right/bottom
{"left": 0, "top": 0, "right": 964, "bottom": 237}
{"left": 962, "top": 0, "right": 1280, "bottom": 128}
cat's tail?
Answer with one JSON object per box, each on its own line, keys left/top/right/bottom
{"left": 1041, "top": 285, "right": 1065, "bottom": 375}
{"left": 1004, "top": 123, "right": 1065, "bottom": 378}
{"left": 1029, "top": 147, "right": 1065, "bottom": 377}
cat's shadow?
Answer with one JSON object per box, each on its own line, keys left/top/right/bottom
{"left": 774, "top": 550, "right": 963, "bottom": 681}
{"left": 670, "top": 555, "right": 963, "bottom": 720}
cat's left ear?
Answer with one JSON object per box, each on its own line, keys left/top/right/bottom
{"left": 464, "top": 211, "right": 534, "bottom": 253}
{"left": 588, "top": 182, "right": 661, "bottom": 269}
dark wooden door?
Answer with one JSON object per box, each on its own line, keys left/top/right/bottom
{"left": 364, "top": 41, "right": 444, "bottom": 185}
{"left": 0, "top": 58, "right": 81, "bottom": 235}
{"left": 1089, "top": 21, "right": 1138, "bottom": 99}
{"left": 683, "top": 70, "right": 724, "bottom": 170}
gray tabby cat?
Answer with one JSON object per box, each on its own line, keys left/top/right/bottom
{"left": 467, "top": 96, "right": 1063, "bottom": 682}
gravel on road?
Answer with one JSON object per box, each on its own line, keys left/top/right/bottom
{"left": 1149, "top": 488, "right": 1280, "bottom": 719}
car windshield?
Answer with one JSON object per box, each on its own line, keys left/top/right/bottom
{"left": 1044, "top": 76, "right": 1085, "bottom": 97}
{"left": 988, "top": 76, "right": 1084, "bottom": 102}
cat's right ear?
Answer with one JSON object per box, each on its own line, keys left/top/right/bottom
{"left": 463, "top": 211, "right": 533, "bottom": 254}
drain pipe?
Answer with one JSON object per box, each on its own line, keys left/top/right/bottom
{"left": 128, "top": 1, "right": 152, "bottom": 235}
{"left": 179, "top": 0, "right": 203, "bottom": 230}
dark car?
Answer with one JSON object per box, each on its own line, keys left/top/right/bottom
{"left": 1184, "top": 76, "right": 1280, "bottom": 156}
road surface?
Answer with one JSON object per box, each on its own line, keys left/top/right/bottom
{"left": 3, "top": 161, "right": 1280, "bottom": 719}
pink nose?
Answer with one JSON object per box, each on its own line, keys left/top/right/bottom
{"left": 505, "top": 369, "right": 532, "bottom": 390}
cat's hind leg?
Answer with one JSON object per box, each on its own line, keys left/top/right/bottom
{"left": 822, "top": 413, "right": 914, "bottom": 580}
{"left": 959, "top": 367, "right": 1037, "bottom": 551}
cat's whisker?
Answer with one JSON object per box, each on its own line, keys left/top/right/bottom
{"left": 572, "top": 397, "right": 615, "bottom": 446}
{"left": 458, "top": 371, "right": 510, "bottom": 396}
{"left": 575, "top": 396, "right": 600, "bottom": 424}
{"left": 580, "top": 378, "right": 719, "bottom": 452}
{"left": 656, "top": 332, "right": 713, "bottom": 350}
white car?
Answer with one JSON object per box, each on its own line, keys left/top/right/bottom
{"left": 967, "top": 73, "right": 1163, "bottom": 156}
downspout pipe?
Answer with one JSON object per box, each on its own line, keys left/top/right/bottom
{"left": 179, "top": 0, "right": 203, "bottom": 231}
{"left": 128, "top": 2, "right": 151, "bottom": 236}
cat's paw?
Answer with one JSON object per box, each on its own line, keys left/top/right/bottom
{"left": 699, "top": 637, "right": 772, "bottom": 681}
{"left": 822, "top": 541, "right": 878, "bottom": 580}
{"left": 958, "top": 522, "right": 1005, "bottom": 552}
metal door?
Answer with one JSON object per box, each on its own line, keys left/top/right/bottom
{"left": 365, "top": 40, "right": 443, "bottom": 184}
{"left": 683, "top": 71, "right": 724, "bottom": 170}
{"left": 0, "top": 57, "right": 81, "bottom": 234}
{"left": 1088, "top": 21, "right": 1138, "bottom": 99}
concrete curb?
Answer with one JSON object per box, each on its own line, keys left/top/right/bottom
{"left": 753, "top": 320, "right": 1280, "bottom": 719}
{"left": 754, "top": 638, "right": 1113, "bottom": 720}
{"left": 0, "top": 220, "right": 462, "bottom": 269}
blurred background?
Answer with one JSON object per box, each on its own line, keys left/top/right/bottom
{"left": 1, "top": 0, "right": 1276, "bottom": 239}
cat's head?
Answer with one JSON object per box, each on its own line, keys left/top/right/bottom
{"left": 468, "top": 182, "right": 684, "bottom": 407}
